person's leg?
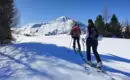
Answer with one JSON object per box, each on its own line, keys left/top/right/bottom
{"left": 77, "top": 37, "right": 81, "bottom": 51}
{"left": 92, "top": 40, "right": 101, "bottom": 63}
{"left": 73, "top": 37, "right": 76, "bottom": 49}
{"left": 86, "top": 39, "right": 91, "bottom": 61}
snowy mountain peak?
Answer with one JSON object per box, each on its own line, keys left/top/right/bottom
{"left": 56, "top": 16, "right": 70, "bottom": 21}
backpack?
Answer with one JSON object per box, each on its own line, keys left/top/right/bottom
{"left": 88, "top": 26, "right": 99, "bottom": 39}
{"left": 71, "top": 26, "right": 81, "bottom": 37}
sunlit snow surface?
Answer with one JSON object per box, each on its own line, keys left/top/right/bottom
{"left": 0, "top": 34, "right": 130, "bottom": 80}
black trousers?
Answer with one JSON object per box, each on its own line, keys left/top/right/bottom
{"left": 72, "top": 37, "right": 81, "bottom": 50}
{"left": 86, "top": 38, "right": 101, "bottom": 63}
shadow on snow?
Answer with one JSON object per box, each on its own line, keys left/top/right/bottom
{"left": 0, "top": 42, "right": 130, "bottom": 77}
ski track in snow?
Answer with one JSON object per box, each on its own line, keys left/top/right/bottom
{"left": 0, "top": 34, "right": 130, "bottom": 80}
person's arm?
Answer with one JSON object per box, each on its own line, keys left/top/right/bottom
{"left": 82, "top": 27, "right": 88, "bottom": 42}
{"left": 85, "top": 27, "right": 89, "bottom": 39}
{"left": 79, "top": 27, "right": 81, "bottom": 35}
{"left": 70, "top": 29, "right": 73, "bottom": 38}
{"left": 95, "top": 27, "right": 99, "bottom": 38}
{"left": 70, "top": 29, "right": 72, "bottom": 35}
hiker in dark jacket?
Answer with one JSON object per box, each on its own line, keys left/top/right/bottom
{"left": 70, "top": 23, "right": 81, "bottom": 52}
{"left": 85, "top": 19, "right": 102, "bottom": 68}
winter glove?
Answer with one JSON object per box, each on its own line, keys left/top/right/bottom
{"left": 98, "top": 35, "right": 103, "bottom": 41}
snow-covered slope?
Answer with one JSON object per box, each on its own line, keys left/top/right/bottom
{"left": 14, "top": 16, "right": 86, "bottom": 36}
{"left": 0, "top": 34, "right": 130, "bottom": 80}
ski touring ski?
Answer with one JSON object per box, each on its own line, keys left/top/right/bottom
{"left": 84, "top": 64, "right": 115, "bottom": 80}
{"left": 73, "top": 49, "right": 115, "bottom": 80}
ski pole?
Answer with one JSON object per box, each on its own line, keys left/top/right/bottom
{"left": 82, "top": 38, "right": 85, "bottom": 52}
{"left": 69, "top": 38, "right": 73, "bottom": 49}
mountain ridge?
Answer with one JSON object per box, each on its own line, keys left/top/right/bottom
{"left": 14, "top": 16, "right": 86, "bottom": 36}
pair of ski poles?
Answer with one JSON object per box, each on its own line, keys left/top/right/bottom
{"left": 68, "top": 37, "right": 86, "bottom": 52}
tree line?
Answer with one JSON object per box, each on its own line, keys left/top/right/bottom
{"left": 94, "top": 8, "right": 130, "bottom": 39}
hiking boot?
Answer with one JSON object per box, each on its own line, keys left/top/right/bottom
{"left": 96, "top": 62, "right": 103, "bottom": 68}
{"left": 87, "top": 60, "right": 92, "bottom": 66}
{"left": 73, "top": 46, "right": 75, "bottom": 50}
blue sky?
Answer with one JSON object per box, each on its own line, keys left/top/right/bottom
{"left": 15, "top": 0, "right": 130, "bottom": 26}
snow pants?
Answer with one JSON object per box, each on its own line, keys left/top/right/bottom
{"left": 86, "top": 38, "right": 101, "bottom": 63}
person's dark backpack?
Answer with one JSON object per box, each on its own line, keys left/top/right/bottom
{"left": 89, "top": 26, "right": 99, "bottom": 39}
